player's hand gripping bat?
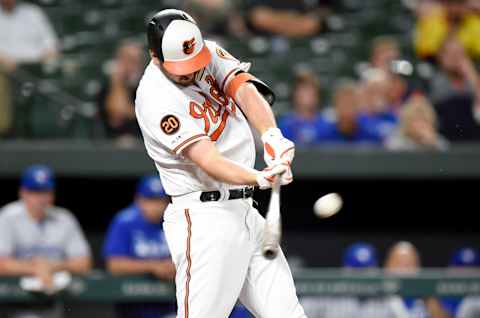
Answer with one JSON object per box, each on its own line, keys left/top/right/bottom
{"left": 262, "top": 178, "right": 281, "bottom": 259}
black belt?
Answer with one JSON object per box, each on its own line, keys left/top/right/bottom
{"left": 200, "top": 187, "right": 254, "bottom": 202}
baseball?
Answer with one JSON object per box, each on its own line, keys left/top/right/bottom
{"left": 313, "top": 193, "right": 343, "bottom": 218}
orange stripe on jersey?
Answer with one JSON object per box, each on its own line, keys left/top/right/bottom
{"left": 210, "top": 109, "right": 230, "bottom": 141}
{"left": 221, "top": 68, "right": 240, "bottom": 93}
{"left": 226, "top": 73, "right": 256, "bottom": 100}
{"left": 173, "top": 133, "right": 208, "bottom": 154}
{"left": 184, "top": 209, "right": 192, "bottom": 318}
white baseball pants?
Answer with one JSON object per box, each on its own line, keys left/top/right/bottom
{"left": 163, "top": 198, "right": 306, "bottom": 318}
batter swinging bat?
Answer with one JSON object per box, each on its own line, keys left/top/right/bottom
{"left": 262, "top": 178, "right": 281, "bottom": 259}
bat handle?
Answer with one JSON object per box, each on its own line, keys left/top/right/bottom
{"left": 262, "top": 179, "right": 281, "bottom": 259}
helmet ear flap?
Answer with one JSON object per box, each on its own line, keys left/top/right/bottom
{"left": 147, "top": 21, "right": 165, "bottom": 61}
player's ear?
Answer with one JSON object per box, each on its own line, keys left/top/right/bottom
{"left": 149, "top": 50, "right": 161, "bottom": 66}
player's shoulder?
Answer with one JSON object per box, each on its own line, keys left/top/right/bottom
{"left": 136, "top": 62, "right": 168, "bottom": 99}
{"left": 17, "top": 3, "right": 45, "bottom": 18}
{"left": 49, "top": 206, "right": 79, "bottom": 224}
{"left": 205, "top": 40, "right": 220, "bottom": 52}
{"left": 113, "top": 204, "right": 140, "bottom": 225}
{"left": 136, "top": 63, "right": 189, "bottom": 116}
{"left": 205, "top": 40, "right": 239, "bottom": 62}
{"left": 0, "top": 201, "right": 24, "bottom": 221}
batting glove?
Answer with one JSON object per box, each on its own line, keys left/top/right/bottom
{"left": 256, "top": 163, "right": 292, "bottom": 190}
{"left": 261, "top": 128, "right": 295, "bottom": 167}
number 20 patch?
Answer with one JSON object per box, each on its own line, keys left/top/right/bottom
{"left": 160, "top": 115, "right": 180, "bottom": 135}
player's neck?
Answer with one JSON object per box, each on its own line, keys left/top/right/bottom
{"left": 25, "top": 207, "right": 47, "bottom": 222}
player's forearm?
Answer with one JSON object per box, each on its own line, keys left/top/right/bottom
{"left": 0, "top": 258, "right": 37, "bottom": 276}
{"left": 107, "top": 258, "right": 159, "bottom": 275}
{"left": 184, "top": 139, "right": 258, "bottom": 186}
{"left": 201, "top": 153, "right": 258, "bottom": 186}
{"left": 235, "top": 83, "right": 276, "bottom": 135}
{"left": 152, "top": 260, "right": 176, "bottom": 281}
{"left": 51, "top": 257, "right": 92, "bottom": 274}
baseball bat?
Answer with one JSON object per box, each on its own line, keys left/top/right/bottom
{"left": 262, "top": 178, "right": 281, "bottom": 259}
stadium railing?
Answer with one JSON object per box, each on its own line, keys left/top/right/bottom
{"left": 1, "top": 269, "right": 479, "bottom": 302}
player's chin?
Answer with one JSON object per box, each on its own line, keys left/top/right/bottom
{"left": 178, "top": 79, "right": 195, "bottom": 86}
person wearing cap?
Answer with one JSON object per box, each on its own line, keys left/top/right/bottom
{"left": 384, "top": 241, "right": 451, "bottom": 318}
{"left": 136, "top": 8, "right": 303, "bottom": 318}
{"left": 0, "top": 165, "right": 92, "bottom": 318}
{"left": 103, "top": 174, "right": 175, "bottom": 318}
{"left": 301, "top": 242, "right": 382, "bottom": 318}
{"left": 442, "top": 247, "right": 480, "bottom": 317}
{"left": 343, "top": 242, "right": 379, "bottom": 269}
{"left": 103, "top": 175, "right": 175, "bottom": 317}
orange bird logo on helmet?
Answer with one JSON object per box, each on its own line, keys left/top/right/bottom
{"left": 183, "top": 37, "right": 196, "bottom": 55}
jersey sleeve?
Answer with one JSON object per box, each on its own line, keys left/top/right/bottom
{"left": 103, "top": 219, "right": 131, "bottom": 259}
{"left": 206, "top": 41, "right": 257, "bottom": 100}
{"left": 136, "top": 90, "right": 210, "bottom": 155}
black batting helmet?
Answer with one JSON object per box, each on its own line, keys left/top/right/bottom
{"left": 147, "top": 9, "right": 211, "bottom": 75}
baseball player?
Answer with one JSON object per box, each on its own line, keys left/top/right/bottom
{"left": 135, "top": 8, "right": 305, "bottom": 318}
{"left": 0, "top": 164, "right": 92, "bottom": 318}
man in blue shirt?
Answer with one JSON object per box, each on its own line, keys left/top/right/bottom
{"left": 103, "top": 174, "right": 175, "bottom": 318}
{"left": 278, "top": 71, "right": 326, "bottom": 145}
{"left": 318, "top": 82, "right": 383, "bottom": 145}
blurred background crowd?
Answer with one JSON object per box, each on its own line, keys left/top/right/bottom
{"left": 1, "top": 165, "right": 480, "bottom": 318}
{"left": 1, "top": 0, "right": 480, "bottom": 318}
{"left": 1, "top": 0, "right": 480, "bottom": 149}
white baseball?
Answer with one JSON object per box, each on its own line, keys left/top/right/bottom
{"left": 313, "top": 193, "right": 343, "bottom": 218}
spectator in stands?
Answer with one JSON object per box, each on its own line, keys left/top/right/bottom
{"left": 0, "top": 165, "right": 92, "bottom": 318}
{"left": 359, "top": 69, "right": 399, "bottom": 139}
{"left": 244, "top": 0, "right": 331, "bottom": 37}
{"left": 370, "top": 36, "right": 401, "bottom": 73}
{"left": 368, "top": 36, "right": 422, "bottom": 111}
{"left": 0, "top": 0, "right": 59, "bottom": 66}
{"left": 385, "top": 241, "right": 452, "bottom": 318}
{"left": 442, "top": 247, "right": 480, "bottom": 317}
{"left": 98, "top": 40, "right": 144, "bottom": 141}
{"left": 429, "top": 36, "right": 480, "bottom": 141}
{"left": 278, "top": 71, "right": 324, "bottom": 146}
{"left": 386, "top": 95, "right": 449, "bottom": 151}
{"left": 103, "top": 174, "right": 175, "bottom": 317}
{"left": 182, "top": 0, "right": 247, "bottom": 37}
{"left": 0, "top": 0, "right": 59, "bottom": 137}
{"left": 318, "top": 81, "right": 383, "bottom": 145}
{"left": 414, "top": 0, "right": 480, "bottom": 60}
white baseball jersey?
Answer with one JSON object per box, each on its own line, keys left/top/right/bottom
{"left": 136, "top": 40, "right": 256, "bottom": 196}
{"left": 137, "top": 37, "right": 306, "bottom": 318}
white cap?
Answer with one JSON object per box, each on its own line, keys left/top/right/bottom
{"left": 161, "top": 20, "right": 211, "bottom": 75}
